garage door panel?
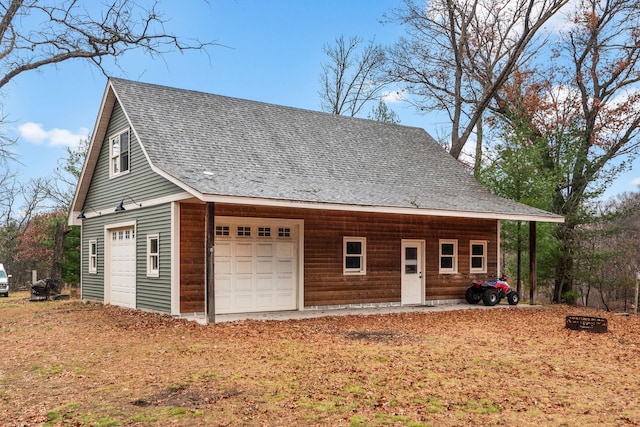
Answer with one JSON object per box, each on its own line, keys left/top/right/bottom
{"left": 216, "top": 259, "right": 232, "bottom": 274}
{"left": 277, "top": 259, "right": 293, "bottom": 273}
{"left": 235, "top": 295, "right": 254, "bottom": 310}
{"left": 275, "top": 294, "right": 295, "bottom": 309}
{"left": 256, "top": 243, "right": 273, "bottom": 257}
{"left": 214, "top": 219, "right": 298, "bottom": 314}
{"left": 216, "top": 277, "right": 232, "bottom": 292}
{"left": 256, "top": 297, "right": 275, "bottom": 310}
{"left": 276, "top": 277, "right": 293, "bottom": 291}
{"left": 256, "top": 259, "right": 274, "bottom": 274}
{"left": 236, "top": 243, "right": 253, "bottom": 257}
{"left": 216, "top": 243, "right": 232, "bottom": 257}
{"left": 236, "top": 259, "right": 253, "bottom": 274}
{"left": 256, "top": 276, "right": 274, "bottom": 290}
{"left": 276, "top": 242, "right": 294, "bottom": 257}
{"left": 236, "top": 276, "right": 253, "bottom": 291}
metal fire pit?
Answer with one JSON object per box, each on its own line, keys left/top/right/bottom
{"left": 565, "top": 316, "right": 608, "bottom": 333}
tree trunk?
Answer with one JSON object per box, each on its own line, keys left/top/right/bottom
{"left": 554, "top": 222, "right": 576, "bottom": 304}
{"left": 49, "top": 220, "right": 66, "bottom": 283}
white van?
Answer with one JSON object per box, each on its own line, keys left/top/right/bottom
{"left": 0, "top": 264, "right": 10, "bottom": 297}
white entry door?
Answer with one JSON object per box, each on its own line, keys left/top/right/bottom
{"left": 401, "top": 240, "right": 425, "bottom": 305}
{"left": 109, "top": 227, "right": 136, "bottom": 308}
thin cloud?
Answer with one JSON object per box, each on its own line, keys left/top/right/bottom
{"left": 632, "top": 177, "right": 640, "bottom": 187}
{"left": 381, "top": 90, "right": 407, "bottom": 103}
{"left": 18, "top": 122, "right": 88, "bottom": 148}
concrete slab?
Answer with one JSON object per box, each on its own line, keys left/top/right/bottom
{"left": 212, "top": 302, "right": 541, "bottom": 323}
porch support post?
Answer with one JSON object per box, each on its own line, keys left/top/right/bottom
{"left": 206, "top": 202, "right": 215, "bottom": 324}
{"left": 529, "top": 221, "right": 537, "bottom": 305}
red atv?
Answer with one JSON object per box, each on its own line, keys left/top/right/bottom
{"left": 465, "top": 276, "right": 519, "bottom": 306}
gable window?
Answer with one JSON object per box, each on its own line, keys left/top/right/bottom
{"left": 439, "top": 239, "right": 458, "bottom": 274}
{"left": 344, "top": 237, "right": 366, "bottom": 275}
{"left": 110, "top": 129, "right": 130, "bottom": 177}
{"left": 147, "top": 234, "right": 159, "bottom": 277}
{"left": 470, "top": 241, "right": 487, "bottom": 273}
{"left": 88, "top": 240, "right": 97, "bottom": 274}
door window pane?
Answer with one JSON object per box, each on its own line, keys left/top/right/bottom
{"left": 405, "top": 247, "right": 418, "bottom": 274}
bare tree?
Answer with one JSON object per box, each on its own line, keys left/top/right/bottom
{"left": 319, "top": 35, "right": 387, "bottom": 116}
{"left": 0, "top": 0, "right": 215, "bottom": 90}
{"left": 385, "top": 0, "right": 568, "bottom": 160}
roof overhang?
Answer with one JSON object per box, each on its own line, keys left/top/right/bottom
{"left": 67, "top": 80, "right": 118, "bottom": 226}
{"left": 196, "top": 193, "right": 565, "bottom": 223}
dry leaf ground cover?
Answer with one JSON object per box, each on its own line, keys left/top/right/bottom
{"left": 1, "top": 292, "right": 639, "bottom": 427}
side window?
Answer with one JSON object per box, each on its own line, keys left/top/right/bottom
{"left": 147, "top": 234, "right": 159, "bottom": 277}
{"left": 344, "top": 237, "right": 366, "bottom": 275}
{"left": 470, "top": 241, "right": 487, "bottom": 273}
{"left": 439, "top": 239, "right": 458, "bottom": 274}
{"left": 110, "top": 129, "right": 130, "bottom": 177}
{"left": 88, "top": 240, "right": 97, "bottom": 274}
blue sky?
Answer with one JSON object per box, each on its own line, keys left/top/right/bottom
{"left": 4, "top": 0, "right": 640, "bottom": 201}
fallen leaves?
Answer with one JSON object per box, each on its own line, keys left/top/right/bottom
{"left": 0, "top": 295, "right": 639, "bottom": 426}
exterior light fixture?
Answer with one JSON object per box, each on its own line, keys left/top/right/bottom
{"left": 77, "top": 206, "right": 101, "bottom": 219}
{"left": 115, "top": 196, "right": 142, "bottom": 212}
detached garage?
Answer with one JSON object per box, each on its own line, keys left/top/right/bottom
{"left": 70, "top": 78, "right": 563, "bottom": 323}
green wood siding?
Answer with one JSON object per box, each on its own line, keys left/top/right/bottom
{"left": 80, "top": 203, "right": 173, "bottom": 313}
{"left": 79, "top": 99, "right": 185, "bottom": 313}
{"left": 80, "top": 218, "right": 105, "bottom": 302}
{"left": 135, "top": 204, "right": 172, "bottom": 312}
{"left": 83, "top": 101, "right": 183, "bottom": 211}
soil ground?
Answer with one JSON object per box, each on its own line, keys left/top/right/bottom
{"left": 0, "top": 292, "right": 638, "bottom": 426}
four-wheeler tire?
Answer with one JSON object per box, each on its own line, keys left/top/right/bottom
{"left": 465, "top": 287, "right": 482, "bottom": 304}
{"left": 482, "top": 289, "right": 499, "bottom": 306}
{"left": 507, "top": 291, "right": 520, "bottom": 305}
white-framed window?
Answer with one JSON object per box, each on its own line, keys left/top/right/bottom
{"left": 278, "top": 227, "right": 291, "bottom": 238}
{"left": 109, "top": 129, "right": 130, "bottom": 177}
{"left": 439, "top": 239, "right": 458, "bottom": 274}
{"left": 344, "top": 237, "right": 366, "bottom": 275}
{"left": 147, "top": 234, "right": 159, "bottom": 277}
{"left": 470, "top": 240, "right": 487, "bottom": 273}
{"left": 258, "top": 227, "right": 271, "bottom": 237}
{"left": 237, "top": 226, "right": 251, "bottom": 237}
{"left": 88, "top": 240, "right": 97, "bottom": 274}
{"left": 215, "top": 225, "right": 230, "bottom": 236}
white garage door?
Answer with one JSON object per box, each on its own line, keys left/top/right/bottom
{"left": 214, "top": 219, "right": 298, "bottom": 314}
{"left": 109, "top": 227, "right": 136, "bottom": 308}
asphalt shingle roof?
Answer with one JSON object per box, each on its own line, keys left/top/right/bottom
{"left": 109, "top": 78, "right": 562, "bottom": 221}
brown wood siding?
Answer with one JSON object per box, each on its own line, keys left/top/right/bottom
{"left": 179, "top": 203, "right": 206, "bottom": 313}
{"left": 210, "top": 204, "right": 498, "bottom": 307}
{"left": 177, "top": 202, "right": 498, "bottom": 311}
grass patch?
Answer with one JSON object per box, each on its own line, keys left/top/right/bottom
{"left": 461, "top": 398, "right": 500, "bottom": 414}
